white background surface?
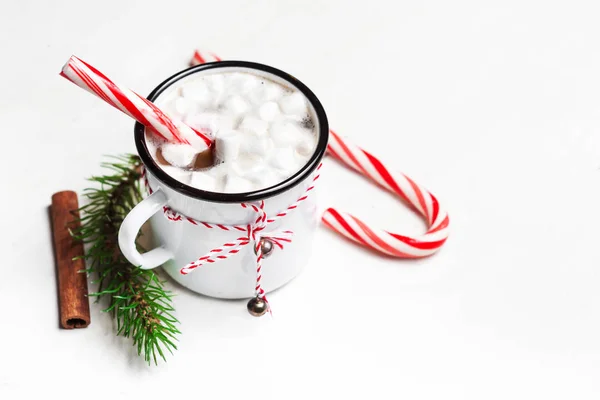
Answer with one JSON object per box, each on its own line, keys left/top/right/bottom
{"left": 1, "top": 0, "right": 600, "bottom": 398}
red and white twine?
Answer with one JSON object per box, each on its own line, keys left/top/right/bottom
{"left": 142, "top": 164, "right": 322, "bottom": 309}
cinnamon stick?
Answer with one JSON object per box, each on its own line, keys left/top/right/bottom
{"left": 51, "top": 191, "right": 90, "bottom": 329}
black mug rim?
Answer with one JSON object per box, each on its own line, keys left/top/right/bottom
{"left": 135, "top": 61, "right": 329, "bottom": 203}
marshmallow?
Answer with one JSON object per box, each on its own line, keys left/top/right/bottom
{"left": 223, "top": 173, "right": 255, "bottom": 193}
{"left": 269, "top": 120, "right": 304, "bottom": 147}
{"left": 189, "top": 170, "right": 217, "bottom": 192}
{"left": 241, "top": 165, "right": 281, "bottom": 188}
{"left": 239, "top": 115, "right": 269, "bottom": 137}
{"left": 296, "top": 139, "right": 316, "bottom": 157}
{"left": 258, "top": 101, "right": 281, "bottom": 122}
{"left": 222, "top": 94, "right": 250, "bottom": 117}
{"left": 160, "top": 165, "right": 192, "bottom": 184}
{"left": 227, "top": 73, "right": 260, "bottom": 94}
{"left": 219, "top": 116, "right": 238, "bottom": 132}
{"left": 174, "top": 97, "right": 195, "bottom": 115}
{"left": 206, "top": 74, "right": 226, "bottom": 106}
{"left": 295, "top": 129, "right": 317, "bottom": 157}
{"left": 248, "top": 82, "right": 285, "bottom": 105}
{"left": 240, "top": 136, "right": 274, "bottom": 157}
{"left": 263, "top": 84, "right": 285, "bottom": 102}
{"left": 278, "top": 92, "right": 306, "bottom": 117}
{"left": 268, "top": 147, "right": 301, "bottom": 173}
{"left": 214, "top": 130, "right": 243, "bottom": 163}
{"left": 231, "top": 153, "right": 266, "bottom": 176}
{"left": 181, "top": 81, "right": 212, "bottom": 108}
{"left": 160, "top": 143, "right": 198, "bottom": 168}
{"left": 205, "top": 162, "right": 231, "bottom": 191}
{"left": 159, "top": 93, "right": 184, "bottom": 118}
{"left": 184, "top": 112, "right": 237, "bottom": 136}
{"left": 206, "top": 160, "right": 229, "bottom": 176}
{"left": 151, "top": 71, "right": 317, "bottom": 194}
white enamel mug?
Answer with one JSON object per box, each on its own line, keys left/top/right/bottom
{"left": 118, "top": 61, "right": 329, "bottom": 299}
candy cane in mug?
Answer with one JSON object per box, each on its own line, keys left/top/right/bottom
{"left": 60, "top": 55, "right": 212, "bottom": 150}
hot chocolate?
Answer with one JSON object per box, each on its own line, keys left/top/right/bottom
{"left": 145, "top": 68, "right": 318, "bottom": 193}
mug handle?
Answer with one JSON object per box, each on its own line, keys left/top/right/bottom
{"left": 118, "top": 189, "right": 173, "bottom": 269}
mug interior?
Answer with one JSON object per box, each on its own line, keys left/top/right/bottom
{"left": 134, "top": 61, "right": 329, "bottom": 203}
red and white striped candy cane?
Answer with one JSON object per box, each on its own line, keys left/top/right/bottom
{"left": 60, "top": 55, "right": 212, "bottom": 150}
{"left": 190, "top": 50, "right": 222, "bottom": 66}
{"left": 324, "top": 130, "right": 449, "bottom": 256}
{"left": 189, "top": 50, "right": 450, "bottom": 257}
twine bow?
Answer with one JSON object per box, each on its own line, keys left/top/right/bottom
{"left": 142, "top": 164, "right": 321, "bottom": 313}
{"left": 177, "top": 201, "right": 294, "bottom": 309}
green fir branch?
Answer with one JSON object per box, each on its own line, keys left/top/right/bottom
{"left": 72, "top": 154, "right": 180, "bottom": 365}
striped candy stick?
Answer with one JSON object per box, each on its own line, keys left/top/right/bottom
{"left": 60, "top": 55, "right": 212, "bottom": 150}
{"left": 188, "top": 50, "right": 450, "bottom": 258}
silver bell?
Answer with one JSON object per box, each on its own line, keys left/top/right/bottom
{"left": 247, "top": 296, "right": 269, "bottom": 317}
{"left": 254, "top": 238, "right": 274, "bottom": 258}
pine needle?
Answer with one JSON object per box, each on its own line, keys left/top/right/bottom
{"left": 71, "top": 154, "right": 179, "bottom": 365}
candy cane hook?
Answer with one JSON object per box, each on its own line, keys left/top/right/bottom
{"left": 190, "top": 50, "right": 450, "bottom": 258}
